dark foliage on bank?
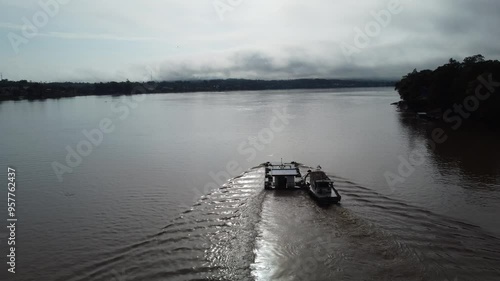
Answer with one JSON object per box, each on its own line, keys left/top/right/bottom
{"left": 395, "top": 55, "right": 500, "bottom": 123}
{"left": 0, "top": 78, "right": 395, "bottom": 101}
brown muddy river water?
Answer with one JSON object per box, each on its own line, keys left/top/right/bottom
{"left": 0, "top": 88, "right": 499, "bottom": 280}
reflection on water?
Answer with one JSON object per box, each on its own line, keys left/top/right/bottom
{"left": 46, "top": 165, "right": 500, "bottom": 281}
{"left": 50, "top": 167, "right": 265, "bottom": 281}
{"left": 397, "top": 112, "right": 500, "bottom": 187}
{"left": 253, "top": 166, "right": 500, "bottom": 281}
{"left": 393, "top": 111, "right": 500, "bottom": 232}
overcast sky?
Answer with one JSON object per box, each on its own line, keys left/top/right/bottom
{"left": 1, "top": 0, "right": 499, "bottom": 82}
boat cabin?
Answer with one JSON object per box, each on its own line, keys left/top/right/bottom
{"left": 313, "top": 179, "right": 334, "bottom": 195}
{"left": 307, "top": 171, "right": 333, "bottom": 193}
{"left": 265, "top": 163, "right": 301, "bottom": 189}
{"left": 304, "top": 170, "right": 341, "bottom": 204}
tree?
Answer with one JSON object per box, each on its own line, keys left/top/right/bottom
{"left": 395, "top": 54, "right": 500, "bottom": 124}
{"left": 463, "top": 54, "right": 485, "bottom": 65}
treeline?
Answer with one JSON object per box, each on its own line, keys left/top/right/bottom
{"left": 0, "top": 78, "right": 395, "bottom": 101}
{"left": 395, "top": 55, "right": 500, "bottom": 123}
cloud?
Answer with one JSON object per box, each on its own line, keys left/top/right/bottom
{"left": 38, "top": 31, "right": 166, "bottom": 41}
{"left": 149, "top": 48, "right": 437, "bottom": 81}
{"left": 0, "top": 22, "right": 23, "bottom": 30}
{"left": 0, "top": 22, "right": 166, "bottom": 41}
{"left": 1, "top": 0, "right": 500, "bottom": 82}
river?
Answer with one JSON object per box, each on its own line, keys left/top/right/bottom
{"left": 0, "top": 88, "right": 499, "bottom": 280}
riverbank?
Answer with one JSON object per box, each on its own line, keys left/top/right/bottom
{"left": 394, "top": 55, "right": 500, "bottom": 125}
{"left": 0, "top": 78, "right": 395, "bottom": 101}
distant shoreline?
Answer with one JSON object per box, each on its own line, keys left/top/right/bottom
{"left": 0, "top": 78, "right": 396, "bottom": 101}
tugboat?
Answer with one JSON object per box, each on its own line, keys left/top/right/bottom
{"left": 303, "top": 166, "right": 341, "bottom": 204}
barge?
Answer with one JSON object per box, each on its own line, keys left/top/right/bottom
{"left": 263, "top": 161, "right": 341, "bottom": 204}
{"left": 264, "top": 161, "right": 302, "bottom": 190}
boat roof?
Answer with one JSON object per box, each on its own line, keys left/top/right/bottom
{"left": 268, "top": 164, "right": 299, "bottom": 176}
{"left": 269, "top": 169, "right": 299, "bottom": 176}
{"left": 309, "top": 170, "right": 331, "bottom": 181}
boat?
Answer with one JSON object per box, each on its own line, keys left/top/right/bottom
{"left": 263, "top": 161, "right": 341, "bottom": 204}
{"left": 263, "top": 161, "right": 303, "bottom": 190}
{"left": 303, "top": 167, "right": 341, "bottom": 204}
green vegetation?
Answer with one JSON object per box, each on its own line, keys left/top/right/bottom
{"left": 395, "top": 55, "right": 500, "bottom": 123}
{"left": 0, "top": 78, "right": 395, "bottom": 101}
